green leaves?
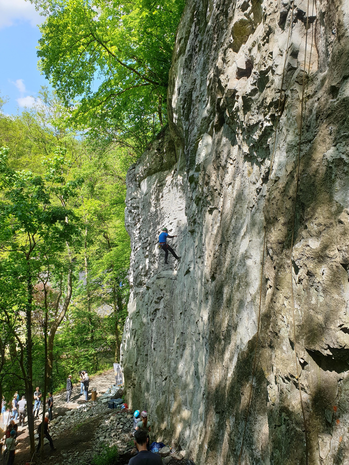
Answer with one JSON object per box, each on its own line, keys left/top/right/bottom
{"left": 32, "top": 0, "right": 186, "bottom": 153}
{"left": 0, "top": 90, "right": 133, "bottom": 396}
{"left": 0, "top": 148, "right": 81, "bottom": 246}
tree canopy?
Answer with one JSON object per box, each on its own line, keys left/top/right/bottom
{"left": 31, "top": 0, "right": 186, "bottom": 153}
{"left": 0, "top": 95, "right": 131, "bottom": 450}
{"left": 0, "top": 0, "right": 186, "bottom": 452}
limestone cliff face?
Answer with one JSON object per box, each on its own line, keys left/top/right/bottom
{"left": 121, "top": 1, "right": 349, "bottom": 463}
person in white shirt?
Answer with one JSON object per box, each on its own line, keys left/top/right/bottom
{"left": 18, "top": 396, "right": 27, "bottom": 427}
{"left": 3, "top": 408, "right": 11, "bottom": 428}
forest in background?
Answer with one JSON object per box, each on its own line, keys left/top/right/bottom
{"left": 0, "top": 90, "right": 132, "bottom": 396}
{"left": 0, "top": 0, "right": 185, "bottom": 454}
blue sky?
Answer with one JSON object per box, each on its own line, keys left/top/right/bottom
{"left": 0, "top": 0, "right": 49, "bottom": 115}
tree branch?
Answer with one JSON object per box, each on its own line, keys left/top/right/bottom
{"left": 88, "top": 83, "right": 152, "bottom": 111}
{"left": 88, "top": 31, "right": 161, "bottom": 86}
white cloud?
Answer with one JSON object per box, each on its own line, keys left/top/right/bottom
{"left": 0, "top": 0, "right": 43, "bottom": 29}
{"left": 11, "top": 79, "right": 43, "bottom": 108}
{"left": 17, "top": 95, "right": 37, "bottom": 108}
{"left": 12, "top": 79, "right": 27, "bottom": 94}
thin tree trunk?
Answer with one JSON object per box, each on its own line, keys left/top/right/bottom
{"left": 84, "top": 229, "right": 97, "bottom": 370}
{"left": 103, "top": 232, "right": 122, "bottom": 362}
{"left": 25, "top": 263, "right": 35, "bottom": 455}
{"left": 112, "top": 283, "right": 120, "bottom": 362}
{"left": 0, "top": 338, "right": 4, "bottom": 424}
{"left": 40, "top": 282, "right": 49, "bottom": 455}
{"left": 47, "top": 266, "right": 73, "bottom": 385}
{"left": 116, "top": 285, "right": 124, "bottom": 362}
{"left": 158, "top": 95, "right": 163, "bottom": 127}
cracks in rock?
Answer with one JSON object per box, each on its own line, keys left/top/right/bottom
{"left": 292, "top": 259, "right": 300, "bottom": 276}
{"left": 214, "top": 97, "right": 226, "bottom": 131}
{"left": 280, "top": 372, "right": 307, "bottom": 392}
{"left": 338, "top": 324, "right": 349, "bottom": 335}
{"left": 279, "top": 4, "right": 317, "bottom": 30}
{"left": 306, "top": 348, "right": 349, "bottom": 373}
{"left": 289, "top": 338, "right": 295, "bottom": 351}
{"left": 236, "top": 58, "right": 253, "bottom": 79}
{"left": 340, "top": 262, "right": 349, "bottom": 281}
{"left": 257, "top": 67, "right": 271, "bottom": 93}
{"left": 295, "top": 8, "right": 317, "bottom": 27}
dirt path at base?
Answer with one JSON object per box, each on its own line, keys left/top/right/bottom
{"left": 10, "top": 369, "right": 130, "bottom": 465}
{"left": 3, "top": 369, "right": 191, "bottom": 465}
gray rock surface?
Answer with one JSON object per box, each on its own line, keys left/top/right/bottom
{"left": 121, "top": 0, "right": 349, "bottom": 463}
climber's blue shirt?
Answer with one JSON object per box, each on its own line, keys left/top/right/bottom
{"left": 159, "top": 232, "right": 168, "bottom": 243}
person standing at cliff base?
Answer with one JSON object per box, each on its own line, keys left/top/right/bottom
{"left": 11, "top": 395, "right": 18, "bottom": 422}
{"left": 5, "top": 430, "right": 17, "bottom": 465}
{"left": 33, "top": 387, "right": 42, "bottom": 419}
{"left": 66, "top": 376, "right": 73, "bottom": 403}
{"left": 18, "top": 396, "right": 27, "bottom": 427}
{"left": 36, "top": 414, "right": 56, "bottom": 453}
{"left": 79, "top": 371, "right": 85, "bottom": 395}
{"left": 128, "top": 429, "right": 162, "bottom": 465}
{"left": 158, "top": 228, "right": 180, "bottom": 264}
{"left": 1, "top": 396, "right": 6, "bottom": 413}
{"left": 83, "top": 372, "right": 89, "bottom": 401}
{"left": 3, "top": 408, "right": 11, "bottom": 428}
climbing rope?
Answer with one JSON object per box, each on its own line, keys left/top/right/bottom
{"left": 289, "top": 0, "right": 314, "bottom": 463}
{"left": 238, "top": 3, "right": 295, "bottom": 463}
{"left": 238, "top": 0, "right": 315, "bottom": 462}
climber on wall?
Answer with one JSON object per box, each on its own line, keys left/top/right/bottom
{"left": 158, "top": 227, "right": 180, "bottom": 264}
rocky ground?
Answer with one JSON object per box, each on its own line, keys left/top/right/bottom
{"left": 3, "top": 370, "right": 192, "bottom": 465}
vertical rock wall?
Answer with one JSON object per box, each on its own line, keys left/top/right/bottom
{"left": 121, "top": 1, "right": 349, "bottom": 463}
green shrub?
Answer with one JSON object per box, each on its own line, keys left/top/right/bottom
{"left": 91, "top": 445, "right": 119, "bottom": 465}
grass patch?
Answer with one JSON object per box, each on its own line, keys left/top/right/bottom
{"left": 92, "top": 444, "right": 119, "bottom": 465}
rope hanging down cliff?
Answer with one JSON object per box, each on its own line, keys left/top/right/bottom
{"left": 288, "top": 1, "right": 314, "bottom": 464}
{"left": 237, "top": 0, "right": 314, "bottom": 462}
{"left": 238, "top": 1, "right": 296, "bottom": 458}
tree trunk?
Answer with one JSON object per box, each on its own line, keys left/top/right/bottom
{"left": 47, "top": 266, "right": 73, "bottom": 385}
{"left": 84, "top": 233, "right": 97, "bottom": 370}
{"left": 25, "top": 265, "right": 35, "bottom": 455}
{"left": 103, "top": 232, "right": 124, "bottom": 362}
{"left": 40, "top": 282, "right": 49, "bottom": 455}
{"left": 158, "top": 95, "right": 163, "bottom": 127}
{"left": 112, "top": 283, "right": 119, "bottom": 362}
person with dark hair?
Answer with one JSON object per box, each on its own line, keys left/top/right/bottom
{"left": 5, "top": 430, "right": 17, "bottom": 465}
{"left": 128, "top": 429, "right": 162, "bottom": 464}
{"left": 66, "top": 376, "right": 73, "bottom": 403}
{"left": 158, "top": 227, "right": 180, "bottom": 264}
{"left": 5, "top": 422, "right": 17, "bottom": 439}
{"left": 36, "top": 414, "right": 56, "bottom": 453}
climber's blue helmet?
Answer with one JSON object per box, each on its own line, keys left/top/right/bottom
{"left": 134, "top": 410, "right": 140, "bottom": 418}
